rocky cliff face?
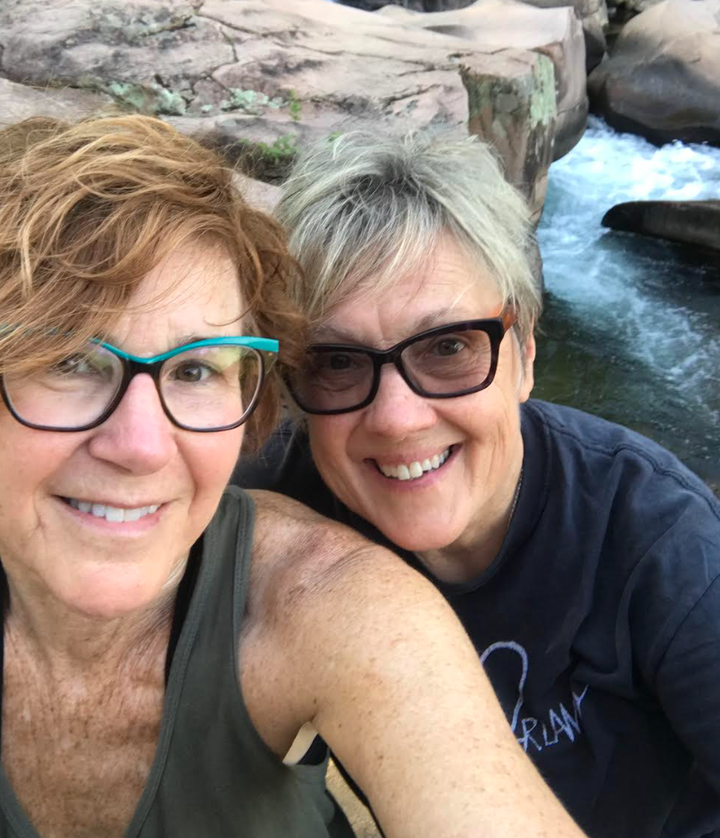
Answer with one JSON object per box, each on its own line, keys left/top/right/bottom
{"left": 0, "top": 0, "right": 588, "bottom": 219}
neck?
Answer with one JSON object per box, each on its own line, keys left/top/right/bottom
{"left": 415, "top": 457, "right": 524, "bottom": 585}
{"left": 2, "top": 570, "right": 177, "bottom": 676}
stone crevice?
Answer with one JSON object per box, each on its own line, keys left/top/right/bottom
{"left": 380, "top": 85, "right": 441, "bottom": 104}
{"left": 204, "top": 59, "right": 241, "bottom": 81}
{"left": 196, "top": 13, "right": 299, "bottom": 42}
{"left": 218, "top": 28, "right": 240, "bottom": 64}
{"left": 133, "top": 14, "right": 198, "bottom": 39}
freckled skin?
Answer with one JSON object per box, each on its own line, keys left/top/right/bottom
{"left": 2, "top": 614, "right": 170, "bottom": 838}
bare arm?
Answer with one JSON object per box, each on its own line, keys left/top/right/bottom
{"left": 242, "top": 491, "right": 585, "bottom": 838}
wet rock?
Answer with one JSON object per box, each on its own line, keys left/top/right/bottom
{"left": 588, "top": 0, "right": 720, "bottom": 145}
{"left": 602, "top": 200, "right": 720, "bottom": 254}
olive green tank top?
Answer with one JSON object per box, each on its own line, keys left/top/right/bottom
{"left": 0, "top": 487, "right": 354, "bottom": 837}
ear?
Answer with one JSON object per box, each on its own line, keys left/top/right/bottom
{"left": 517, "top": 331, "right": 536, "bottom": 403}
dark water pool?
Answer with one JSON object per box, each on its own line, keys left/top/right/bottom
{"left": 535, "top": 118, "right": 720, "bottom": 485}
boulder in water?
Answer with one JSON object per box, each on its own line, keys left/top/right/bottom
{"left": 588, "top": 0, "right": 720, "bottom": 145}
{"left": 601, "top": 200, "right": 720, "bottom": 254}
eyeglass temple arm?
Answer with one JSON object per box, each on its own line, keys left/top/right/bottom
{"left": 501, "top": 308, "right": 517, "bottom": 332}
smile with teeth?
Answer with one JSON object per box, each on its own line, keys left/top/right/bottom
{"left": 377, "top": 446, "right": 452, "bottom": 481}
{"left": 65, "top": 498, "right": 160, "bottom": 523}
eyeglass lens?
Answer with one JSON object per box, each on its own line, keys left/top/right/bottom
{"left": 2, "top": 341, "right": 263, "bottom": 431}
{"left": 293, "top": 327, "right": 494, "bottom": 413}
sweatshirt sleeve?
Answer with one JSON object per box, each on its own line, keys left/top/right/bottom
{"left": 654, "top": 570, "right": 720, "bottom": 793}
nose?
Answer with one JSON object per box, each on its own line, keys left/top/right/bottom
{"left": 87, "top": 374, "right": 177, "bottom": 474}
{"left": 361, "top": 363, "right": 437, "bottom": 438}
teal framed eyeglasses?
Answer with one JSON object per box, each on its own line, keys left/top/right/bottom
{"left": 0, "top": 336, "right": 279, "bottom": 433}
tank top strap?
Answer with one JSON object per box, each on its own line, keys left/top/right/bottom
{"left": 133, "top": 486, "right": 335, "bottom": 837}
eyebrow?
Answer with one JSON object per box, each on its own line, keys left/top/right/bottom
{"left": 311, "top": 307, "right": 479, "bottom": 345}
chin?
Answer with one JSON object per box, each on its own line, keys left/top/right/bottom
{"left": 377, "top": 521, "right": 458, "bottom": 554}
{"left": 55, "top": 563, "right": 173, "bottom": 621}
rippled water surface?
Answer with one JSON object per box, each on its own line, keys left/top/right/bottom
{"left": 535, "top": 118, "right": 720, "bottom": 484}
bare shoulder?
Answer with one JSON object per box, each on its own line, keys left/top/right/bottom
{"left": 248, "top": 488, "right": 387, "bottom": 582}
{"left": 248, "top": 488, "right": 337, "bottom": 535}
{"left": 240, "top": 489, "right": 418, "bottom": 753}
{"left": 245, "top": 489, "right": 414, "bottom": 630}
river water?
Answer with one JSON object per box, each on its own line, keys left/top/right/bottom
{"left": 534, "top": 117, "right": 720, "bottom": 486}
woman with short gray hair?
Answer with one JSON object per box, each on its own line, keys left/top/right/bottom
{"left": 236, "top": 130, "right": 720, "bottom": 838}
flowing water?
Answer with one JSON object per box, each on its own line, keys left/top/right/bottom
{"left": 534, "top": 117, "right": 720, "bottom": 486}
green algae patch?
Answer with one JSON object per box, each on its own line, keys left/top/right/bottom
{"left": 102, "top": 81, "right": 187, "bottom": 116}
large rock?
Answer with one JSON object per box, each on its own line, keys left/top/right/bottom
{"left": 0, "top": 78, "right": 112, "bottom": 128}
{"left": 340, "top": 0, "right": 472, "bottom": 9}
{"left": 588, "top": 0, "right": 720, "bottom": 145}
{"left": 602, "top": 200, "right": 720, "bottom": 254}
{"left": 378, "top": 0, "right": 587, "bottom": 159}
{"left": 366, "top": 0, "right": 604, "bottom": 71}
{"left": 0, "top": 0, "right": 583, "bottom": 216}
{"left": 519, "top": 0, "right": 608, "bottom": 72}
{"left": 234, "top": 172, "right": 280, "bottom": 215}
{"left": 461, "top": 51, "right": 556, "bottom": 219}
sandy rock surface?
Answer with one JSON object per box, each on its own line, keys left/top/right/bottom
{"left": 588, "top": 0, "right": 720, "bottom": 145}
{"left": 0, "top": 77, "right": 112, "bottom": 127}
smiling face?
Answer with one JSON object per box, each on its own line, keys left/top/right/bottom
{"left": 0, "top": 244, "right": 245, "bottom": 619}
{"left": 305, "top": 232, "right": 535, "bottom": 571}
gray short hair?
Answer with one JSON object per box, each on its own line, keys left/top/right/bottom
{"left": 275, "top": 131, "right": 541, "bottom": 348}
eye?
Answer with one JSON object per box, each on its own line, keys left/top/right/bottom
{"left": 429, "top": 336, "right": 466, "bottom": 357}
{"left": 172, "top": 361, "right": 215, "bottom": 383}
{"left": 326, "top": 353, "right": 356, "bottom": 371}
{"left": 308, "top": 352, "right": 364, "bottom": 375}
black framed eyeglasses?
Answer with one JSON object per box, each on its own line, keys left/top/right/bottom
{"left": 286, "top": 312, "right": 515, "bottom": 415}
{"left": 0, "top": 336, "right": 278, "bottom": 433}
